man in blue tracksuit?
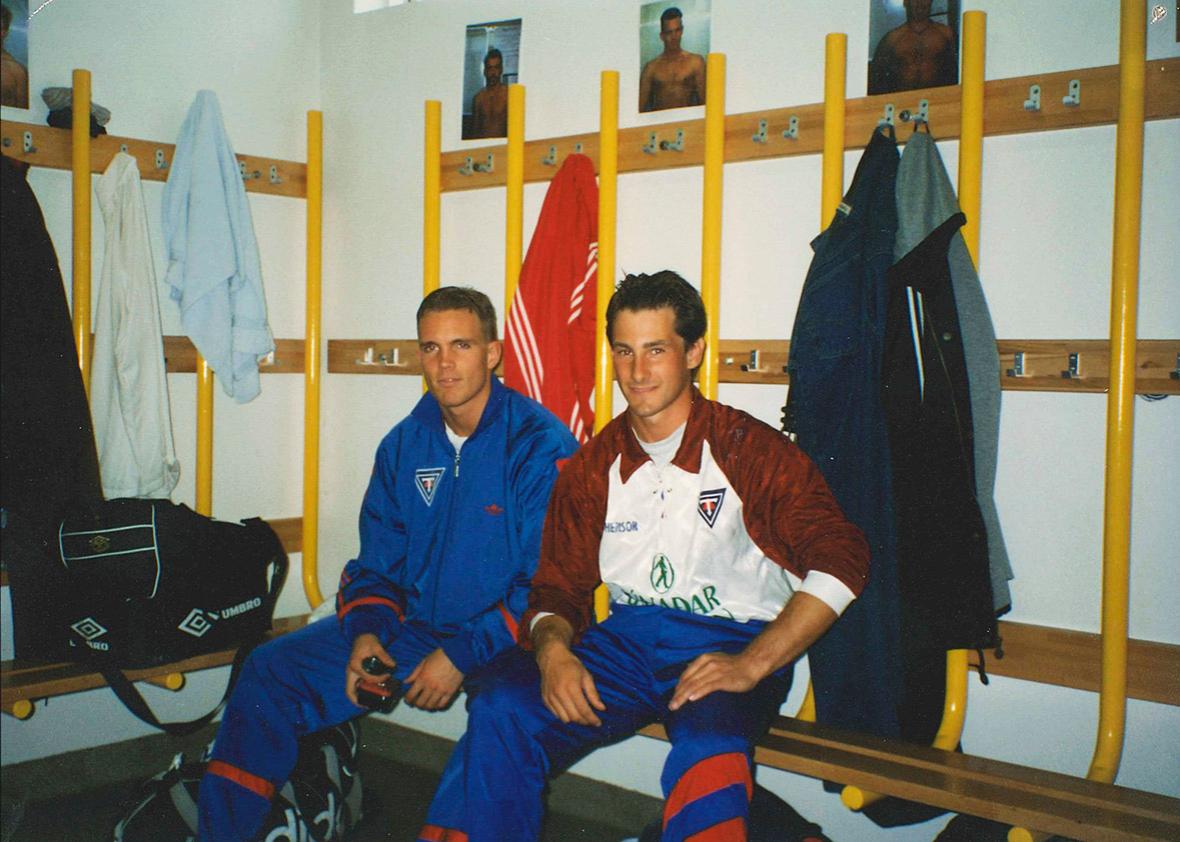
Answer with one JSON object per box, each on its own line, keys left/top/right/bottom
{"left": 197, "top": 287, "right": 578, "bottom": 841}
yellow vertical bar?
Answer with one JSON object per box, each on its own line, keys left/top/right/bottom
{"left": 594, "top": 70, "right": 620, "bottom": 624}
{"left": 595, "top": 71, "right": 619, "bottom": 434}
{"left": 798, "top": 34, "right": 847, "bottom": 727}
{"left": 424, "top": 101, "right": 442, "bottom": 297}
{"left": 959, "top": 11, "right": 986, "bottom": 266}
{"left": 505, "top": 85, "right": 525, "bottom": 324}
{"left": 71, "top": 69, "right": 92, "bottom": 393}
{"left": 1090, "top": 0, "right": 1143, "bottom": 785}
{"left": 302, "top": 110, "right": 325, "bottom": 609}
{"left": 698, "top": 53, "right": 725, "bottom": 401}
{"left": 821, "top": 34, "right": 847, "bottom": 231}
{"left": 195, "top": 358, "right": 214, "bottom": 516}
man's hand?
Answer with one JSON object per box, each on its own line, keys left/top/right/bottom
{"left": 346, "top": 633, "right": 395, "bottom": 707}
{"left": 668, "top": 651, "right": 761, "bottom": 711}
{"left": 537, "top": 642, "right": 605, "bottom": 727}
{"left": 531, "top": 614, "right": 605, "bottom": 726}
{"left": 404, "top": 648, "right": 464, "bottom": 711}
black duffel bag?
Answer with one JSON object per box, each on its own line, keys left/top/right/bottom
{"left": 45, "top": 498, "right": 288, "bottom": 734}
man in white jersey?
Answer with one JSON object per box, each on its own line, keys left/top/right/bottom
{"left": 419, "top": 271, "right": 869, "bottom": 842}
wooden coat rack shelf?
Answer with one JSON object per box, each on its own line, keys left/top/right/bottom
{"left": 438, "top": 58, "right": 1179, "bottom": 192}
{"left": 0, "top": 120, "right": 308, "bottom": 199}
{"left": 326, "top": 338, "right": 1180, "bottom": 395}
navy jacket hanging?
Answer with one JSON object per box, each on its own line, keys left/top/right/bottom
{"left": 784, "top": 126, "right": 903, "bottom": 739}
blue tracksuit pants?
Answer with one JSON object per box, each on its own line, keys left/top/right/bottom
{"left": 197, "top": 615, "right": 440, "bottom": 841}
{"left": 420, "top": 605, "right": 792, "bottom": 842}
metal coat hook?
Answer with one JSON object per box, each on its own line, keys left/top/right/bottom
{"left": 1005, "top": 351, "right": 1026, "bottom": 378}
{"left": 260, "top": 350, "right": 276, "bottom": 367}
{"left": 740, "top": 349, "right": 769, "bottom": 374}
{"left": 899, "top": 99, "right": 929, "bottom": 126}
{"left": 239, "top": 161, "right": 261, "bottom": 181}
{"left": 1061, "top": 352, "right": 1081, "bottom": 380}
{"left": 459, "top": 153, "right": 494, "bottom": 176}
{"left": 269, "top": 165, "right": 282, "bottom": 185}
{"left": 356, "top": 346, "right": 378, "bottom": 366}
{"left": 1023, "top": 84, "right": 1042, "bottom": 112}
{"left": 642, "top": 132, "right": 659, "bottom": 155}
{"left": 782, "top": 115, "right": 799, "bottom": 140}
{"left": 23, "top": 131, "right": 37, "bottom": 154}
{"left": 1062, "top": 79, "right": 1081, "bottom": 107}
{"left": 119, "top": 144, "right": 129, "bottom": 154}
{"left": 1170, "top": 354, "right": 1179, "bottom": 380}
{"left": 379, "top": 348, "right": 407, "bottom": 368}
{"left": 752, "top": 120, "right": 769, "bottom": 144}
{"left": 155, "top": 149, "right": 169, "bottom": 170}
{"left": 878, "top": 104, "right": 896, "bottom": 127}
{"left": 659, "top": 128, "right": 685, "bottom": 152}
{"left": 541, "top": 145, "right": 558, "bottom": 166}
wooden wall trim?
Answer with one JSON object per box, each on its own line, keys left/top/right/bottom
{"left": 0, "top": 120, "right": 307, "bottom": 199}
{"left": 983, "top": 621, "right": 1180, "bottom": 706}
{"left": 328, "top": 337, "right": 1180, "bottom": 395}
{"left": 437, "top": 58, "right": 1179, "bottom": 193}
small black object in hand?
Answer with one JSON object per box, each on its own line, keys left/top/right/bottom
{"left": 357, "top": 655, "right": 401, "bottom": 713}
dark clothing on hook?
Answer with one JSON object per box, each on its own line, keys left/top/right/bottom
{"left": 46, "top": 108, "right": 108, "bottom": 136}
{"left": 784, "top": 126, "right": 904, "bottom": 740}
{"left": 1, "top": 154, "right": 104, "bottom": 660}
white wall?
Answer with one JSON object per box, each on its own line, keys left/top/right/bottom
{"left": 1, "top": 0, "right": 320, "bottom": 760}
{"left": 3, "top": 1, "right": 1178, "bottom": 838}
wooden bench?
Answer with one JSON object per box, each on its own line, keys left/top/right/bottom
{"left": 639, "top": 715, "right": 1180, "bottom": 842}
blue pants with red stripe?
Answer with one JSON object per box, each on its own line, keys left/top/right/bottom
{"left": 197, "top": 615, "right": 441, "bottom": 841}
{"left": 421, "top": 605, "right": 792, "bottom": 842}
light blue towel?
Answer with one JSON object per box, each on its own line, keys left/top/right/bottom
{"left": 163, "top": 90, "right": 274, "bottom": 403}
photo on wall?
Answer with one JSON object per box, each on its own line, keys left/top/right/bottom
{"left": 638, "top": 0, "right": 711, "bottom": 113}
{"left": 1, "top": 0, "right": 30, "bottom": 110}
{"left": 867, "top": 0, "right": 960, "bottom": 96}
{"left": 461, "top": 18, "right": 522, "bottom": 140}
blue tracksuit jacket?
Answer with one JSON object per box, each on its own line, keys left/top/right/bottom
{"left": 336, "top": 376, "right": 579, "bottom": 674}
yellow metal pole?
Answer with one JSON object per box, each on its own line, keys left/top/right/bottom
{"left": 821, "top": 34, "right": 847, "bottom": 231}
{"left": 698, "top": 53, "right": 725, "bottom": 401}
{"left": 1009, "top": 6, "right": 1143, "bottom": 839}
{"left": 1090, "top": 0, "right": 1143, "bottom": 786}
{"left": 505, "top": 85, "right": 526, "bottom": 324}
{"left": 195, "top": 362, "right": 214, "bottom": 516}
{"left": 798, "top": 34, "right": 847, "bottom": 727}
{"left": 71, "top": 69, "right": 92, "bottom": 393}
{"left": 959, "top": 11, "right": 986, "bottom": 265}
{"left": 424, "top": 101, "right": 441, "bottom": 298}
{"left": 594, "top": 70, "right": 620, "bottom": 624}
{"left": 302, "top": 110, "right": 325, "bottom": 609}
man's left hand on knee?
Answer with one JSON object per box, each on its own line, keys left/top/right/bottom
{"left": 668, "top": 652, "right": 762, "bottom": 711}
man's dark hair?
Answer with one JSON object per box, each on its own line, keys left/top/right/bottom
{"left": 660, "top": 7, "right": 683, "bottom": 25}
{"left": 484, "top": 48, "right": 503, "bottom": 66}
{"left": 1, "top": 5, "right": 11, "bottom": 32}
{"left": 417, "top": 286, "right": 498, "bottom": 342}
{"left": 605, "top": 271, "right": 706, "bottom": 348}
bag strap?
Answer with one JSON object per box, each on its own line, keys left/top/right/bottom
{"left": 99, "top": 544, "right": 288, "bottom": 737}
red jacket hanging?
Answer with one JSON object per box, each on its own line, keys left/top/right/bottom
{"left": 505, "top": 153, "right": 598, "bottom": 443}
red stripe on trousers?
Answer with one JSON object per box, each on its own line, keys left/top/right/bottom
{"left": 685, "top": 816, "right": 747, "bottom": 841}
{"left": 664, "top": 752, "right": 753, "bottom": 828}
{"left": 497, "top": 602, "right": 519, "bottom": 641}
{"left": 417, "top": 825, "right": 469, "bottom": 841}
{"left": 336, "top": 595, "right": 403, "bottom": 621}
{"left": 206, "top": 760, "right": 275, "bottom": 801}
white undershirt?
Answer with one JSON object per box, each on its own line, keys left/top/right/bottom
{"left": 445, "top": 424, "right": 468, "bottom": 453}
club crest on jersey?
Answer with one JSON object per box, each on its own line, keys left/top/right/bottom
{"left": 415, "top": 467, "right": 446, "bottom": 506}
{"left": 698, "top": 488, "right": 726, "bottom": 528}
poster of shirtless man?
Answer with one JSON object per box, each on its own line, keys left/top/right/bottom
{"left": 638, "top": 1, "right": 710, "bottom": 113}
{"left": 462, "top": 18, "right": 521, "bottom": 140}
{"left": 868, "top": 0, "right": 960, "bottom": 96}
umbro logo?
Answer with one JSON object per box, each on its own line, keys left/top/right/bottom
{"left": 415, "top": 467, "right": 446, "bottom": 506}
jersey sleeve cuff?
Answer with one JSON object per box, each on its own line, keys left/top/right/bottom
{"left": 799, "top": 570, "right": 857, "bottom": 616}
